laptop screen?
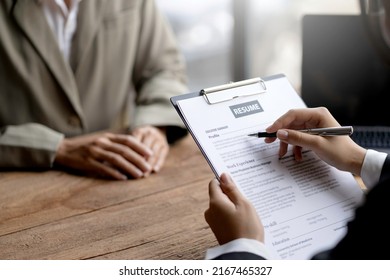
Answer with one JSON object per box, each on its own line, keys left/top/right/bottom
{"left": 301, "top": 14, "right": 390, "bottom": 127}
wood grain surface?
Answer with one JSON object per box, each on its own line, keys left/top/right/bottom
{"left": 0, "top": 135, "right": 217, "bottom": 260}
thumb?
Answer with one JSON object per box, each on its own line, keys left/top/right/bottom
{"left": 219, "top": 173, "right": 245, "bottom": 205}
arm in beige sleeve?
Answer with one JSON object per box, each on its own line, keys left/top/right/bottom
{"left": 132, "top": 0, "right": 188, "bottom": 143}
{"left": 0, "top": 123, "right": 64, "bottom": 168}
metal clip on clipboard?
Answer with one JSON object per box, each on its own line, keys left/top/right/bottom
{"left": 200, "top": 77, "right": 267, "bottom": 105}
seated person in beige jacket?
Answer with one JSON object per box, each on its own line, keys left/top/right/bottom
{"left": 0, "top": 0, "right": 188, "bottom": 180}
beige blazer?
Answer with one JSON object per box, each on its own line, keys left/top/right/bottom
{"left": 0, "top": 0, "right": 188, "bottom": 168}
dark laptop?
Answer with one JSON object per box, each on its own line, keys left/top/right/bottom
{"left": 301, "top": 14, "right": 390, "bottom": 153}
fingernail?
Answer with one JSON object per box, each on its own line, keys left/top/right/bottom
{"left": 153, "top": 164, "right": 160, "bottom": 172}
{"left": 277, "top": 130, "right": 288, "bottom": 140}
{"left": 220, "top": 173, "right": 232, "bottom": 184}
{"left": 135, "top": 169, "right": 144, "bottom": 178}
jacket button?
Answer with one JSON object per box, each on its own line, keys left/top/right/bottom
{"left": 67, "top": 116, "right": 81, "bottom": 127}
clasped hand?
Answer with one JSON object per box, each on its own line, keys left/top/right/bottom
{"left": 54, "top": 126, "right": 169, "bottom": 180}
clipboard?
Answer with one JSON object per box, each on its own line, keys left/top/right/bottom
{"left": 170, "top": 73, "right": 284, "bottom": 178}
{"left": 170, "top": 73, "right": 364, "bottom": 260}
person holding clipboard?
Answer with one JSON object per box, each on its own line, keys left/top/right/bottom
{"left": 204, "top": 0, "right": 390, "bottom": 260}
{"left": 204, "top": 107, "right": 390, "bottom": 259}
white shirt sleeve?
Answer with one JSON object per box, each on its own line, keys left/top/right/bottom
{"left": 360, "top": 149, "right": 387, "bottom": 190}
{"left": 205, "top": 238, "right": 272, "bottom": 260}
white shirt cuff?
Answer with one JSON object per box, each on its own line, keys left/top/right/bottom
{"left": 205, "top": 238, "right": 272, "bottom": 260}
{"left": 361, "top": 149, "right": 387, "bottom": 189}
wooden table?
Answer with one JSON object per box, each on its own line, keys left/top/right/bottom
{"left": 0, "top": 135, "right": 218, "bottom": 260}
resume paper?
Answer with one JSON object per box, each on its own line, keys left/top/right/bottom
{"left": 175, "top": 75, "right": 364, "bottom": 259}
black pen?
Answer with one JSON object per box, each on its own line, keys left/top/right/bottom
{"left": 248, "top": 126, "right": 354, "bottom": 138}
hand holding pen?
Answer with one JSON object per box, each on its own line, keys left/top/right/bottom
{"left": 258, "top": 108, "right": 367, "bottom": 176}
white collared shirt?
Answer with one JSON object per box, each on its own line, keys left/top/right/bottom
{"left": 39, "top": 0, "right": 81, "bottom": 61}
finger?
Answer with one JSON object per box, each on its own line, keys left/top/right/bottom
{"left": 88, "top": 145, "right": 146, "bottom": 179}
{"left": 85, "top": 157, "right": 128, "bottom": 180}
{"left": 277, "top": 129, "right": 324, "bottom": 152}
{"left": 150, "top": 136, "right": 169, "bottom": 170}
{"left": 264, "top": 136, "right": 277, "bottom": 144}
{"left": 109, "top": 134, "right": 153, "bottom": 158}
{"left": 132, "top": 126, "right": 164, "bottom": 150}
{"left": 142, "top": 133, "right": 159, "bottom": 162}
{"left": 206, "top": 177, "right": 237, "bottom": 230}
{"left": 138, "top": 127, "right": 166, "bottom": 150}
{"left": 208, "top": 177, "right": 224, "bottom": 199}
{"left": 219, "top": 173, "right": 245, "bottom": 206}
{"left": 131, "top": 129, "right": 144, "bottom": 142}
{"left": 139, "top": 130, "right": 169, "bottom": 172}
{"left": 132, "top": 128, "right": 154, "bottom": 149}
{"left": 141, "top": 130, "right": 155, "bottom": 150}
{"left": 94, "top": 137, "right": 152, "bottom": 173}
{"left": 292, "top": 145, "right": 303, "bottom": 161}
{"left": 208, "top": 177, "right": 236, "bottom": 207}
{"left": 150, "top": 143, "right": 169, "bottom": 172}
{"left": 278, "top": 141, "right": 289, "bottom": 159}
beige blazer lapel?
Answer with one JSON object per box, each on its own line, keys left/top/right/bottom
{"left": 69, "top": 0, "right": 106, "bottom": 74}
{"left": 11, "top": 0, "right": 85, "bottom": 122}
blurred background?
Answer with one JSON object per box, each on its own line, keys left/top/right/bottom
{"left": 156, "top": 0, "right": 359, "bottom": 93}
